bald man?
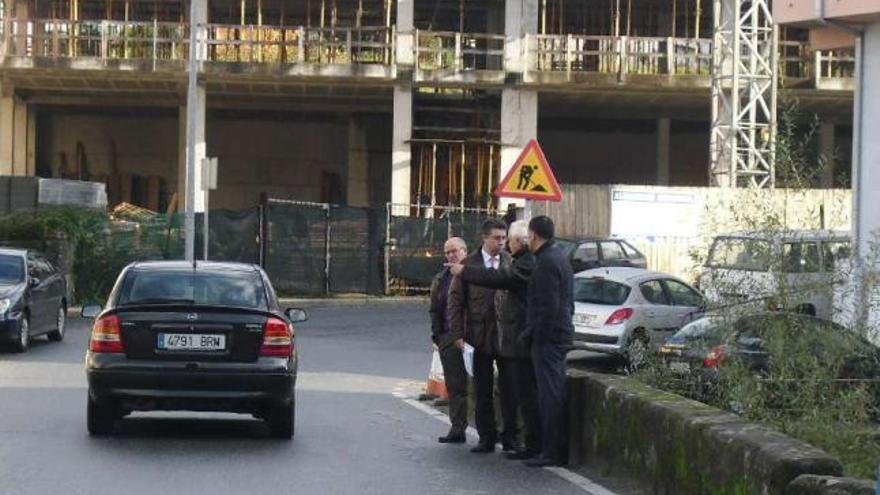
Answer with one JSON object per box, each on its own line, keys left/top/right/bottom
{"left": 429, "top": 236, "right": 469, "bottom": 444}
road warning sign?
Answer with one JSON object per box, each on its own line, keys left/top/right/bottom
{"left": 494, "top": 139, "right": 563, "bottom": 201}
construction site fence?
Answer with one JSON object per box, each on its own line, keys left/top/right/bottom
{"left": 384, "top": 203, "right": 499, "bottom": 294}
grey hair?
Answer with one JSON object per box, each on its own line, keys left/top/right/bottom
{"left": 508, "top": 220, "right": 529, "bottom": 244}
{"left": 446, "top": 236, "right": 467, "bottom": 251}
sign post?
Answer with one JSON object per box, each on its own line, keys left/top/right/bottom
{"left": 201, "top": 157, "right": 218, "bottom": 260}
{"left": 494, "top": 139, "right": 563, "bottom": 220}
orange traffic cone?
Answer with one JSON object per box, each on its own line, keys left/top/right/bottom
{"left": 419, "top": 349, "right": 449, "bottom": 402}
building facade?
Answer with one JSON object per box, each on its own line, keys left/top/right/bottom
{"left": 0, "top": 0, "right": 855, "bottom": 212}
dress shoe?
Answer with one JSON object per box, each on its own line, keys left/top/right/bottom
{"left": 506, "top": 450, "right": 540, "bottom": 460}
{"left": 438, "top": 432, "right": 466, "bottom": 444}
{"left": 524, "top": 456, "right": 562, "bottom": 467}
{"left": 501, "top": 439, "right": 523, "bottom": 453}
{"left": 469, "top": 442, "right": 495, "bottom": 454}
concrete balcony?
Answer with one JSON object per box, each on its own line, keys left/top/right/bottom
{"left": 0, "top": 18, "right": 855, "bottom": 93}
{"left": 0, "top": 18, "right": 397, "bottom": 90}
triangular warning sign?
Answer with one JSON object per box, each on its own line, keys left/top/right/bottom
{"left": 495, "top": 140, "right": 563, "bottom": 201}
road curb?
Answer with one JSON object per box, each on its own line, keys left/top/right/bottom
{"left": 279, "top": 296, "right": 427, "bottom": 308}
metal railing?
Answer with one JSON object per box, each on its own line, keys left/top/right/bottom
{"left": 414, "top": 30, "right": 504, "bottom": 71}
{"left": 1, "top": 18, "right": 394, "bottom": 65}
{"left": 527, "top": 34, "right": 712, "bottom": 77}
{"left": 0, "top": 18, "right": 854, "bottom": 89}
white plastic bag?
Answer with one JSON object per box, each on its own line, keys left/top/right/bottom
{"left": 462, "top": 343, "right": 475, "bottom": 377}
{"left": 429, "top": 349, "right": 445, "bottom": 383}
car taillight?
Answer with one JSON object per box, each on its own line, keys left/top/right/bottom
{"left": 260, "top": 317, "right": 294, "bottom": 358}
{"left": 89, "top": 315, "right": 124, "bottom": 353}
{"left": 702, "top": 345, "right": 726, "bottom": 368}
{"left": 605, "top": 308, "right": 634, "bottom": 326}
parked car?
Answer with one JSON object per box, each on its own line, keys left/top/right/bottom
{"left": 0, "top": 248, "right": 68, "bottom": 352}
{"left": 83, "top": 261, "right": 306, "bottom": 438}
{"left": 660, "top": 312, "right": 880, "bottom": 382}
{"left": 698, "top": 230, "right": 850, "bottom": 320}
{"left": 572, "top": 267, "right": 705, "bottom": 366}
{"left": 557, "top": 237, "right": 648, "bottom": 273}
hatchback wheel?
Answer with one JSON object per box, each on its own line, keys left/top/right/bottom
{"left": 268, "top": 401, "right": 295, "bottom": 439}
{"left": 87, "top": 396, "right": 118, "bottom": 436}
{"left": 47, "top": 306, "right": 66, "bottom": 342}
{"left": 12, "top": 316, "right": 29, "bottom": 353}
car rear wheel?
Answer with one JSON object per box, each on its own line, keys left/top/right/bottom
{"left": 12, "top": 316, "right": 29, "bottom": 353}
{"left": 47, "top": 306, "right": 66, "bottom": 342}
{"left": 268, "top": 401, "right": 295, "bottom": 439}
{"left": 87, "top": 396, "right": 119, "bottom": 436}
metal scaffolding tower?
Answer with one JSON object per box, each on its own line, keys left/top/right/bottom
{"left": 710, "top": 0, "right": 779, "bottom": 188}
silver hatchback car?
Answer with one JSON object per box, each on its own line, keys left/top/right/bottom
{"left": 572, "top": 267, "right": 706, "bottom": 366}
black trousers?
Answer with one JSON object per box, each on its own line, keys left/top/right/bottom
{"left": 531, "top": 342, "right": 568, "bottom": 462}
{"left": 496, "top": 357, "right": 520, "bottom": 443}
{"left": 473, "top": 350, "right": 518, "bottom": 444}
{"left": 510, "top": 357, "right": 542, "bottom": 453}
{"left": 439, "top": 345, "right": 468, "bottom": 434}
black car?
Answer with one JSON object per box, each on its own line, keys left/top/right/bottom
{"left": 83, "top": 261, "right": 306, "bottom": 438}
{"left": 0, "top": 248, "right": 68, "bottom": 352}
{"left": 557, "top": 238, "right": 648, "bottom": 274}
{"left": 660, "top": 313, "right": 880, "bottom": 376}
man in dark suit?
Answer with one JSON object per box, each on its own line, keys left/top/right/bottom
{"left": 429, "top": 237, "right": 469, "bottom": 444}
{"left": 447, "top": 219, "right": 541, "bottom": 459}
{"left": 522, "top": 215, "right": 574, "bottom": 467}
{"left": 448, "top": 218, "right": 516, "bottom": 453}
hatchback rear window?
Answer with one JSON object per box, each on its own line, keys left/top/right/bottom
{"left": 574, "top": 278, "right": 631, "bottom": 305}
{"left": 0, "top": 254, "right": 24, "bottom": 284}
{"left": 119, "top": 270, "right": 268, "bottom": 309}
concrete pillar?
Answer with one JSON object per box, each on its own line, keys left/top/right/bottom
{"left": 818, "top": 121, "right": 836, "bottom": 188}
{"left": 347, "top": 115, "right": 370, "bottom": 207}
{"left": 500, "top": 88, "right": 538, "bottom": 210}
{"left": 26, "top": 105, "right": 35, "bottom": 176}
{"left": 855, "top": 23, "right": 880, "bottom": 262}
{"left": 396, "top": 0, "right": 414, "bottom": 66}
{"left": 0, "top": 83, "right": 14, "bottom": 175}
{"left": 391, "top": 86, "right": 412, "bottom": 206}
{"left": 657, "top": 118, "right": 671, "bottom": 186}
{"left": 12, "top": 97, "right": 27, "bottom": 175}
{"left": 505, "top": 0, "right": 539, "bottom": 74}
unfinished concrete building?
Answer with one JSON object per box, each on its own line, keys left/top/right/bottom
{"left": 0, "top": 0, "right": 854, "bottom": 212}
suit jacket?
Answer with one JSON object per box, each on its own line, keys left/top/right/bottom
{"left": 447, "top": 250, "right": 511, "bottom": 355}
{"left": 526, "top": 240, "right": 574, "bottom": 348}
{"left": 428, "top": 269, "right": 459, "bottom": 350}
{"left": 458, "top": 249, "right": 535, "bottom": 358}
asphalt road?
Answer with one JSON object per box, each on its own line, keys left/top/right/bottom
{"left": 0, "top": 301, "right": 636, "bottom": 495}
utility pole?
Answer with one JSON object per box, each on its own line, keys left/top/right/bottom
{"left": 184, "top": 0, "right": 199, "bottom": 261}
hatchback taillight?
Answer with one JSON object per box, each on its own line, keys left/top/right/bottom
{"left": 260, "top": 317, "right": 294, "bottom": 357}
{"left": 89, "top": 315, "right": 124, "bottom": 353}
{"left": 605, "top": 308, "right": 634, "bottom": 326}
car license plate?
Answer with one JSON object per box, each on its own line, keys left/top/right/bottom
{"left": 574, "top": 313, "right": 600, "bottom": 328}
{"left": 157, "top": 333, "right": 225, "bottom": 351}
{"left": 670, "top": 361, "right": 691, "bottom": 373}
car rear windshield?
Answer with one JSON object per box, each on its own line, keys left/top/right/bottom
{"left": 574, "top": 278, "right": 631, "bottom": 305}
{"left": 0, "top": 254, "right": 24, "bottom": 284}
{"left": 707, "top": 237, "right": 771, "bottom": 271}
{"left": 118, "top": 269, "right": 268, "bottom": 309}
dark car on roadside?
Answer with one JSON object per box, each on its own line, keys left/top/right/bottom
{"left": 659, "top": 313, "right": 880, "bottom": 379}
{"left": 0, "top": 248, "right": 68, "bottom": 352}
{"left": 557, "top": 238, "right": 648, "bottom": 274}
{"left": 83, "top": 261, "right": 306, "bottom": 438}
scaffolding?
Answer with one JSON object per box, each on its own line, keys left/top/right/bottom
{"left": 709, "top": 0, "right": 778, "bottom": 188}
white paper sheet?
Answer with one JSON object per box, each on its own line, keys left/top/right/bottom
{"left": 462, "top": 343, "right": 475, "bottom": 377}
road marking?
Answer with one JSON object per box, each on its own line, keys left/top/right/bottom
{"left": 391, "top": 390, "right": 620, "bottom": 495}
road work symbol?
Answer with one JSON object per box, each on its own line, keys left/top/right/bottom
{"left": 495, "top": 139, "right": 562, "bottom": 201}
